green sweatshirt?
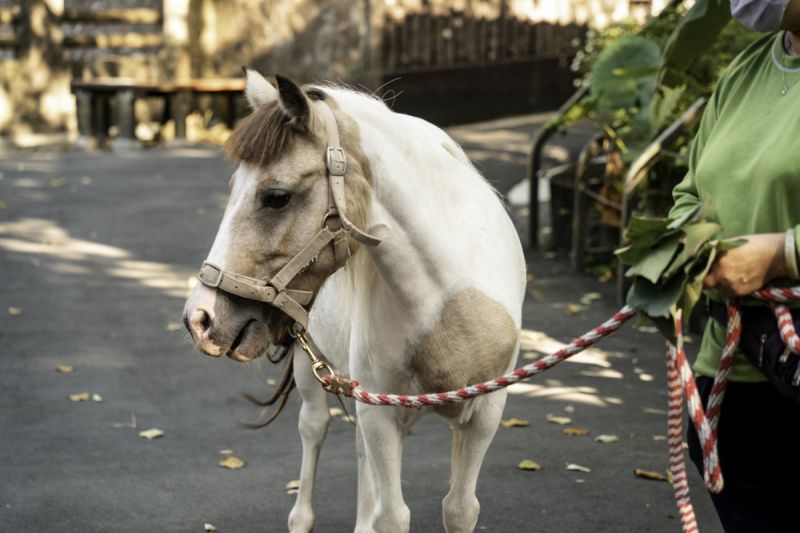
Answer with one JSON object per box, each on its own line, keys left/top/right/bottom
{"left": 669, "top": 32, "right": 800, "bottom": 382}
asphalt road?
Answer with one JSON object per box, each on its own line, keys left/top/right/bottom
{"left": 0, "top": 116, "right": 721, "bottom": 533}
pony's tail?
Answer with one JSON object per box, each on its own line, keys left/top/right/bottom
{"left": 239, "top": 355, "right": 296, "bottom": 429}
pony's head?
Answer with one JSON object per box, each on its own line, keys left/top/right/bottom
{"left": 183, "top": 70, "right": 373, "bottom": 362}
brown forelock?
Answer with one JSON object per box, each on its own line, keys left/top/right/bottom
{"left": 223, "top": 101, "right": 315, "bottom": 168}
{"left": 224, "top": 88, "right": 374, "bottom": 270}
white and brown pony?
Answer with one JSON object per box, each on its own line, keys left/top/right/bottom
{"left": 183, "top": 70, "right": 526, "bottom": 533}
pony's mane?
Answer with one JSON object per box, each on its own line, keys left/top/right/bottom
{"left": 223, "top": 102, "right": 305, "bottom": 168}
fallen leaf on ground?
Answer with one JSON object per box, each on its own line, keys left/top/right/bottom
{"left": 49, "top": 178, "right": 65, "bottom": 188}
{"left": 597, "top": 270, "right": 614, "bottom": 283}
{"left": 566, "top": 304, "right": 584, "bottom": 316}
{"left": 652, "top": 435, "right": 667, "bottom": 441}
{"left": 266, "top": 378, "right": 277, "bottom": 386}
{"left": 165, "top": 321, "right": 182, "bottom": 332}
{"left": 566, "top": 463, "right": 591, "bottom": 473}
{"left": 0, "top": 200, "right": 6, "bottom": 209}
{"left": 562, "top": 427, "right": 590, "bottom": 436}
{"left": 219, "top": 449, "right": 233, "bottom": 455}
{"left": 517, "top": 459, "right": 541, "bottom": 471}
{"left": 546, "top": 414, "right": 572, "bottom": 425}
{"left": 139, "top": 428, "right": 165, "bottom": 440}
{"left": 595, "top": 434, "right": 619, "bottom": 443}
{"left": 81, "top": 176, "right": 93, "bottom": 185}
{"left": 634, "top": 468, "right": 668, "bottom": 482}
{"left": 575, "top": 479, "right": 586, "bottom": 484}
{"left": 580, "top": 292, "right": 602, "bottom": 305}
{"left": 8, "top": 306, "right": 21, "bottom": 316}
{"left": 68, "top": 392, "right": 90, "bottom": 401}
{"left": 341, "top": 415, "right": 356, "bottom": 424}
{"left": 329, "top": 407, "right": 344, "bottom": 417}
{"left": 56, "top": 364, "right": 74, "bottom": 374}
{"left": 564, "top": 405, "right": 575, "bottom": 414}
{"left": 219, "top": 454, "right": 245, "bottom": 469}
{"left": 91, "top": 393, "right": 103, "bottom": 402}
{"left": 286, "top": 479, "right": 300, "bottom": 491}
{"left": 203, "top": 523, "right": 217, "bottom": 532}
{"left": 500, "top": 418, "right": 529, "bottom": 428}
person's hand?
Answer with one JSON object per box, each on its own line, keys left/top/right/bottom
{"left": 703, "top": 233, "right": 788, "bottom": 297}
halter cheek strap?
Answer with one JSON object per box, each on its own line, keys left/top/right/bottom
{"left": 196, "top": 97, "right": 381, "bottom": 331}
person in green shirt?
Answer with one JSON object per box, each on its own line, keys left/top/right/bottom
{"left": 669, "top": 1, "right": 800, "bottom": 531}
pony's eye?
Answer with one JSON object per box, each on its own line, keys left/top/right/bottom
{"left": 262, "top": 190, "right": 292, "bottom": 209}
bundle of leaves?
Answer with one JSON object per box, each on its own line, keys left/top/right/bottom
{"left": 616, "top": 202, "right": 742, "bottom": 339}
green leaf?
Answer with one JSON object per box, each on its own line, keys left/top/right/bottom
{"left": 625, "top": 238, "right": 681, "bottom": 284}
{"left": 678, "top": 247, "right": 717, "bottom": 318}
{"left": 616, "top": 215, "right": 679, "bottom": 264}
{"left": 651, "top": 86, "right": 686, "bottom": 131}
{"left": 661, "top": 222, "right": 722, "bottom": 279}
{"left": 718, "top": 238, "right": 747, "bottom": 250}
{"left": 660, "top": 0, "right": 732, "bottom": 89}
{"left": 611, "top": 66, "right": 662, "bottom": 78}
{"left": 666, "top": 201, "right": 708, "bottom": 230}
{"left": 591, "top": 35, "right": 662, "bottom": 112}
{"left": 626, "top": 273, "right": 687, "bottom": 318}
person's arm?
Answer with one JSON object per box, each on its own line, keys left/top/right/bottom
{"left": 668, "top": 91, "right": 719, "bottom": 224}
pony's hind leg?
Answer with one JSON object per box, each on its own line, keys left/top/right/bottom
{"left": 442, "top": 391, "right": 507, "bottom": 533}
{"left": 287, "top": 351, "right": 332, "bottom": 533}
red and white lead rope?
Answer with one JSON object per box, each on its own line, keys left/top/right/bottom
{"left": 324, "top": 306, "right": 637, "bottom": 408}
{"left": 317, "top": 290, "right": 800, "bottom": 532}
{"left": 665, "top": 307, "right": 739, "bottom": 533}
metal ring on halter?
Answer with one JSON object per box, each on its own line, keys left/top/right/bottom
{"left": 322, "top": 210, "right": 341, "bottom": 229}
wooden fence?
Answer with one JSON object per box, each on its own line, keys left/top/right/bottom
{"left": 380, "top": 11, "right": 585, "bottom": 72}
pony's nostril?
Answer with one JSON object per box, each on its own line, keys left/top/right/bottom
{"left": 188, "top": 309, "right": 212, "bottom": 339}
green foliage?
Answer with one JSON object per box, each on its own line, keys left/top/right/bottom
{"left": 590, "top": 36, "right": 662, "bottom": 112}
{"left": 617, "top": 203, "right": 744, "bottom": 337}
{"left": 660, "top": 0, "right": 733, "bottom": 88}
{"left": 557, "top": 2, "right": 759, "bottom": 218}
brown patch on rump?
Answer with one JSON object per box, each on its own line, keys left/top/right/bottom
{"left": 410, "top": 288, "right": 518, "bottom": 417}
{"left": 224, "top": 101, "right": 310, "bottom": 168}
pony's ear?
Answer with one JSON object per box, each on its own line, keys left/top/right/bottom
{"left": 275, "top": 74, "right": 310, "bottom": 129}
{"left": 242, "top": 66, "right": 277, "bottom": 109}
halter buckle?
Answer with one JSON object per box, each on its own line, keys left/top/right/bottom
{"left": 199, "top": 262, "right": 224, "bottom": 288}
{"left": 326, "top": 147, "right": 347, "bottom": 176}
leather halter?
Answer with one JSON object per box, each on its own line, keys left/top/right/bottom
{"left": 197, "top": 98, "right": 381, "bottom": 332}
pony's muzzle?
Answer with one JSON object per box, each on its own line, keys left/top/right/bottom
{"left": 185, "top": 308, "right": 225, "bottom": 357}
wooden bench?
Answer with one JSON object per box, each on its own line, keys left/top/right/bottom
{"left": 70, "top": 77, "right": 246, "bottom": 148}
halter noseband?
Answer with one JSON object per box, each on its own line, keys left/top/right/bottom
{"left": 197, "top": 98, "right": 381, "bottom": 332}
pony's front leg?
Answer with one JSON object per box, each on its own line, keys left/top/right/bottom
{"left": 357, "top": 404, "right": 410, "bottom": 533}
{"left": 287, "top": 352, "right": 332, "bottom": 533}
{"left": 354, "top": 421, "right": 376, "bottom": 533}
{"left": 442, "top": 391, "right": 507, "bottom": 533}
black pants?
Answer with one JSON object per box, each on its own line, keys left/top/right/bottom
{"left": 687, "top": 377, "right": 800, "bottom": 532}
